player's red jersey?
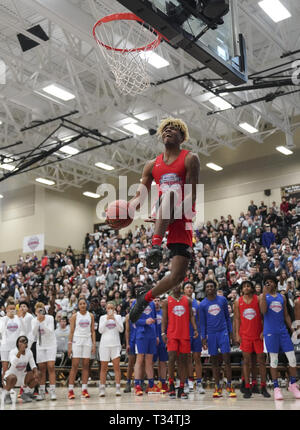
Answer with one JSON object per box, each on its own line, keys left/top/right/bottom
{"left": 238, "top": 294, "right": 263, "bottom": 340}
{"left": 167, "top": 295, "right": 190, "bottom": 340}
{"left": 151, "top": 149, "right": 194, "bottom": 247}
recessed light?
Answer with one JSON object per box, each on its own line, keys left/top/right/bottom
{"left": 140, "top": 52, "right": 170, "bottom": 69}
{"left": 83, "top": 191, "right": 100, "bottom": 199}
{"left": 206, "top": 162, "right": 223, "bottom": 171}
{"left": 95, "top": 162, "right": 115, "bottom": 171}
{"left": 42, "top": 84, "right": 75, "bottom": 101}
{"left": 0, "top": 163, "right": 17, "bottom": 171}
{"left": 0, "top": 194, "right": 3, "bottom": 198}
{"left": 276, "top": 146, "right": 293, "bottom": 155}
{"left": 123, "top": 123, "right": 148, "bottom": 135}
{"left": 36, "top": 177, "right": 55, "bottom": 186}
{"left": 258, "top": 0, "right": 291, "bottom": 23}
{"left": 239, "top": 122, "right": 259, "bottom": 134}
{"left": 209, "top": 97, "right": 233, "bottom": 111}
{"left": 59, "top": 146, "right": 79, "bottom": 155}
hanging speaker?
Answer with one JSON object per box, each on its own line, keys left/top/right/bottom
{"left": 17, "top": 25, "right": 49, "bottom": 52}
{"left": 264, "top": 189, "right": 271, "bottom": 196}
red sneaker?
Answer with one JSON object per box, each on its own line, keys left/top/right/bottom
{"left": 81, "top": 389, "right": 90, "bottom": 398}
{"left": 68, "top": 390, "right": 75, "bottom": 400}
{"left": 146, "top": 384, "right": 162, "bottom": 393}
{"left": 18, "top": 387, "right": 24, "bottom": 399}
{"left": 161, "top": 383, "right": 169, "bottom": 393}
{"left": 135, "top": 385, "right": 143, "bottom": 396}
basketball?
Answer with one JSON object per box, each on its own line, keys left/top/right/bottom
{"left": 106, "top": 200, "right": 133, "bottom": 230}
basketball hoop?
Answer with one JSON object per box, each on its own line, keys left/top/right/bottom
{"left": 93, "top": 13, "right": 164, "bottom": 96}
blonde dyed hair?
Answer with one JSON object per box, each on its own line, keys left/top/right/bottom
{"left": 35, "top": 302, "right": 45, "bottom": 310}
{"left": 157, "top": 117, "right": 189, "bottom": 143}
{"left": 6, "top": 297, "right": 15, "bottom": 308}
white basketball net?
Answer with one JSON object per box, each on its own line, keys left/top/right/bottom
{"left": 93, "top": 13, "right": 162, "bottom": 96}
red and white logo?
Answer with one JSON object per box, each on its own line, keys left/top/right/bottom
{"left": 16, "top": 363, "right": 26, "bottom": 371}
{"left": 270, "top": 301, "right": 282, "bottom": 313}
{"left": 156, "top": 314, "right": 162, "bottom": 325}
{"left": 173, "top": 305, "right": 186, "bottom": 317}
{"left": 79, "top": 320, "right": 90, "bottom": 328}
{"left": 192, "top": 307, "right": 197, "bottom": 317}
{"left": 27, "top": 236, "right": 40, "bottom": 251}
{"left": 106, "top": 321, "right": 116, "bottom": 330}
{"left": 7, "top": 322, "right": 18, "bottom": 332}
{"left": 208, "top": 304, "right": 221, "bottom": 316}
{"left": 143, "top": 306, "right": 152, "bottom": 316}
{"left": 243, "top": 308, "right": 256, "bottom": 320}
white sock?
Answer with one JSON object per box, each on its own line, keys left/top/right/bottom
{"left": 24, "top": 386, "right": 31, "bottom": 393}
{"left": 100, "top": 384, "right": 105, "bottom": 389}
{"left": 116, "top": 384, "right": 120, "bottom": 388}
{"left": 39, "top": 385, "right": 45, "bottom": 393}
{"left": 50, "top": 385, "right": 55, "bottom": 392}
{"left": 68, "top": 385, "right": 74, "bottom": 391}
{"left": 82, "top": 384, "right": 87, "bottom": 390}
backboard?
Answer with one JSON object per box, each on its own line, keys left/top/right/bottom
{"left": 116, "top": 0, "right": 247, "bottom": 85}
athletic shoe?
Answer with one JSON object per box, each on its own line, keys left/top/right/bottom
{"left": 188, "top": 380, "right": 194, "bottom": 391}
{"left": 175, "top": 379, "right": 180, "bottom": 389}
{"left": 35, "top": 392, "right": 45, "bottom": 401}
{"left": 161, "top": 383, "right": 169, "bottom": 393}
{"left": 261, "top": 386, "right": 271, "bottom": 398}
{"left": 141, "top": 382, "right": 147, "bottom": 392}
{"left": 213, "top": 387, "right": 222, "bottom": 398}
{"left": 10, "top": 390, "right": 16, "bottom": 404}
{"left": 169, "top": 384, "right": 176, "bottom": 399}
{"left": 99, "top": 387, "right": 105, "bottom": 397}
{"left": 81, "top": 389, "right": 90, "bottom": 398}
{"left": 274, "top": 387, "right": 283, "bottom": 400}
{"left": 243, "top": 388, "right": 252, "bottom": 399}
{"left": 18, "top": 387, "right": 24, "bottom": 399}
{"left": 177, "top": 387, "right": 188, "bottom": 399}
{"left": 68, "top": 390, "right": 75, "bottom": 400}
{"left": 20, "top": 393, "right": 33, "bottom": 403}
{"left": 226, "top": 386, "right": 237, "bottom": 398}
{"left": 288, "top": 383, "right": 300, "bottom": 399}
{"left": 196, "top": 383, "right": 205, "bottom": 394}
{"left": 129, "top": 286, "right": 152, "bottom": 323}
{"left": 146, "top": 384, "right": 161, "bottom": 393}
{"left": 146, "top": 245, "right": 163, "bottom": 270}
{"left": 251, "top": 384, "right": 260, "bottom": 394}
{"left": 116, "top": 387, "right": 121, "bottom": 396}
{"left": 4, "top": 394, "right": 12, "bottom": 405}
{"left": 240, "top": 380, "right": 245, "bottom": 393}
{"left": 135, "top": 385, "right": 143, "bottom": 396}
{"left": 50, "top": 391, "right": 57, "bottom": 401}
{"left": 184, "top": 384, "right": 189, "bottom": 394}
{"left": 123, "top": 382, "right": 131, "bottom": 393}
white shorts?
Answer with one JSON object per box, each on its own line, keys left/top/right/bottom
{"left": 99, "top": 345, "right": 121, "bottom": 362}
{"left": 72, "top": 344, "right": 92, "bottom": 359}
{"left": 1, "top": 350, "right": 10, "bottom": 362}
{"left": 4, "top": 370, "right": 25, "bottom": 387}
{"left": 36, "top": 347, "right": 57, "bottom": 363}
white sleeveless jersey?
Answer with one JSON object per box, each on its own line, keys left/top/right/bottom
{"left": 73, "top": 312, "right": 92, "bottom": 346}
{"left": 0, "top": 316, "right": 25, "bottom": 351}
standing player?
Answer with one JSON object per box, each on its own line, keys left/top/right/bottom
{"left": 67, "top": 298, "right": 96, "bottom": 399}
{"left": 183, "top": 283, "right": 205, "bottom": 394}
{"left": 234, "top": 280, "right": 270, "bottom": 398}
{"left": 133, "top": 299, "right": 160, "bottom": 395}
{"left": 153, "top": 297, "right": 168, "bottom": 393}
{"left": 259, "top": 273, "right": 300, "bottom": 400}
{"left": 199, "top": 280, "right": 237, "bottom": 398}
{"left": 127, "top": 118, "right": 200, "bottom": 323}
{"left": 161, "top": 284, "right": 198, "bottom": 399}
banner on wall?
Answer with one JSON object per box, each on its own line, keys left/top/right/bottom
{"left": 23, "top": 234, "right": 45, "bottom": 253}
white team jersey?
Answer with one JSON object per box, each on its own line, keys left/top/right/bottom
{"left": 0, "top": 316, "right": 25, "bottom": 351}
{"left": 31, "top": 315, "right": 57, "bottom": 349}
{"left": 8, "top": 347, "right": 36, "bottom": 374}
{"left": 99, "top": 314, "right": 123, "bottom": 348}
{"left": 20, "top": 313, "right": 34, "bottom": 346}
{"left": 73, "top": 312, "right": 92, "bottom": 346}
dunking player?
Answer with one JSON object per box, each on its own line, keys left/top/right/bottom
{"left": 161, "top": 284, "right": 198, "bottom": 399}
{"left": 259, "top": 273, "right": 300, "bottom": 400}
{"left": 128, "top": 118, "right": 200, "bottom": 323}
{"left": 199, "top": 280, "right": 237, "bottom": 398}
{"left": 234, "top": 280, "right": 270, "bottom": 398}
{"left": 183, "top": 282, "right": 205, "bottom": 394}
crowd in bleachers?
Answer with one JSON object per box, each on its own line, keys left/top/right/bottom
{"left": 0, "top": 195, "right": 300, "bottom": 402}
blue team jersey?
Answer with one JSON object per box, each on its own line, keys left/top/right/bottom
{"left": 129, "top": 319, "right": 136, "bottom": 344}
{"left": 263, "top": 293, "right": 288, "bottom": 335}
{"left": 190, "top": 298, "right": 200, "bottom": 338}
{"left": 199, "top": 295, "right": 232, "bottom": 338}
{"left": 134, "top": 300, "right": 158, "bottom": 340}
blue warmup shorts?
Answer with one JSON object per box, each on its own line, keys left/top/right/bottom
{"left": 207, "top": 330, "right": 231, "bottom": 356}
{"left": 191, "top": 335, "right": 202, "bottom": 353}
{"left": 129, "top": 341, "right": 136, "bottom": 356}
{"left": 153, "top": 342, "right": 169, "bottom": 362}
{"left": 135, "top": 337, "right": 157, "bottom": 355}
{"left": 264, "top": 331, "right": 294, "bottom": 353}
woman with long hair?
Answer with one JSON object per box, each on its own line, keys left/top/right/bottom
{"left": 67, "top": 297, "right": 96, "bottom": 399}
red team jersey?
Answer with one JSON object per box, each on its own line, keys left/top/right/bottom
{"left": 238, "top": 294, "right": 263, "bottom": 340}
{"left": 151, "top": 149, "right": 194, "bottom": 247}
{"left": 167, "top": 295, "right": 190, "bottom": 340}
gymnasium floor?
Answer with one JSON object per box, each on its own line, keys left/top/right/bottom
{"left": 2, "top": 386, "right": 300, "bottom": 411}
